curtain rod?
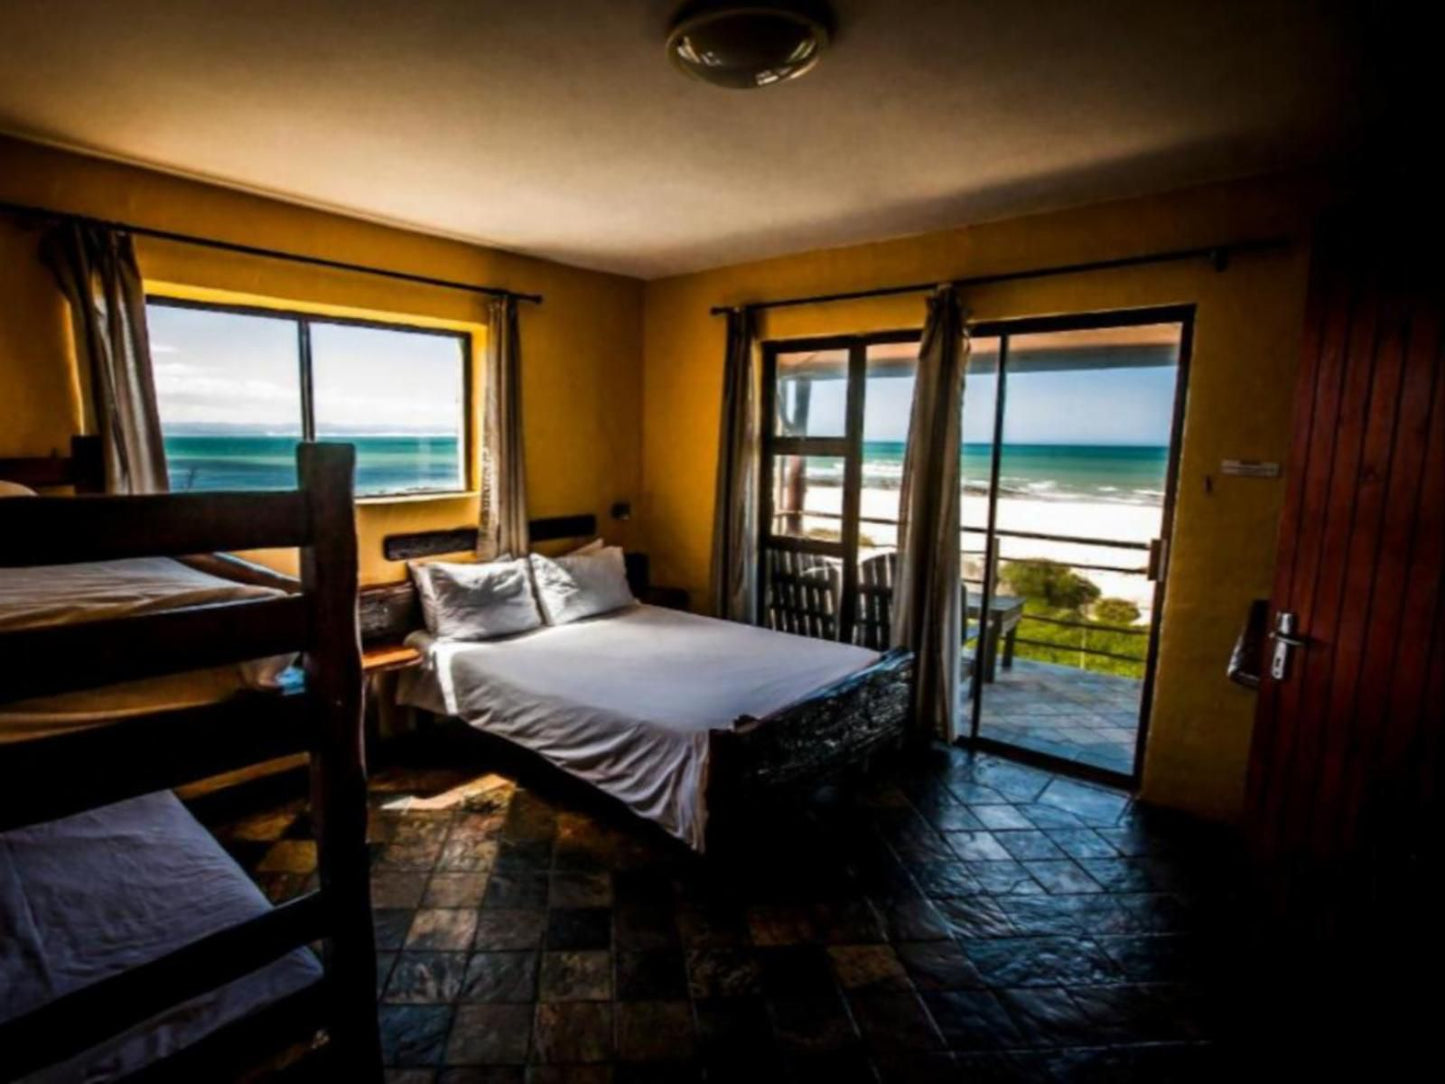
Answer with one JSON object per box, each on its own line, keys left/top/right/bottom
{"left": 0, "top": 198, "right": 544, "bottom": 305}
{"left": 708, "top": 236, "right": 1291, "bottom": 315}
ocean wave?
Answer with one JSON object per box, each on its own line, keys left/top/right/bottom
{"left": 796, "top": 455, "right": 1167, "bottom": 506}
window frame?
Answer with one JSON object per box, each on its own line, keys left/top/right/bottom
{"left": 759, "top": 328, "right": 921, "bottom": 641}
{"left": 145, "top": 295, "right": 474, "bottom": 498}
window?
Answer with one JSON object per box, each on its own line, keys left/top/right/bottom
{"left": 148, "top": 299, "right": 469, "bottom": 496}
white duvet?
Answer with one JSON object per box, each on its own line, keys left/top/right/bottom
{"left": 0, "top": 557, "right": 296, "bottom": 742}
{"left": 398, "top": 604, "right": 878, "bottom": 850}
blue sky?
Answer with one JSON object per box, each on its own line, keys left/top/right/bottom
{"left": 153, "top": 303, "right": 1178, "bottom": 446}
{"left": 812, "top": 363, "right": 1179, "bottom": 445}
{"left": 148, "top": 304, "right": 464, "bottom": 435}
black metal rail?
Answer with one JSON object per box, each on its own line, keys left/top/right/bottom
{"left": 1023, "top": 611, "right": 1147, "bottom": 637}
{"left": 804, "top": 509, "right": 1151, "bottom": 550}
{"left": 0, "top": 198, "right": 544, "bottom": 305}
{"left": 778, "top": 511, "right": 1152, "bottom": 573}
{"left": 1011, "top": 637, "right": 1146, "bottom": 665}
{"left": 709, "top": 236, "right": 1289, "bottom": 315}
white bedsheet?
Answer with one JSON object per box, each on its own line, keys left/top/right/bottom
{"left": 0, "top": 791, "right": 321, "bottom": 1082}
{"left": 398, "top": 604, "right": 878, "bottom": 850}
{"left": 0, "top": 557, "right": 296, "bottom": 741}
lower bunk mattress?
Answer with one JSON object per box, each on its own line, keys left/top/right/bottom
{"left": 0, "top": 790, "right": 321, "bottom": 1083}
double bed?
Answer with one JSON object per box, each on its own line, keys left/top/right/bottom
{"left": 400, "top": 602, "right": 890, "bottom": 849}
{"left": 379, "top": 523, "right": 915, "bottom": 852}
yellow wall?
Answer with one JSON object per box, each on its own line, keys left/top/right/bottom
{"left": 0, "top": 136, "right": 643, "bottom": 584}
{"left": 641, "top": 173, "right": 1331, "bottom": 822}
{"left": 0, "top": 130, "right": 1333, "bottom": 822}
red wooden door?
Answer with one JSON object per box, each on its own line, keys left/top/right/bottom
{"left": 1246, "top": 219, "right": 1444, "bottom": 926}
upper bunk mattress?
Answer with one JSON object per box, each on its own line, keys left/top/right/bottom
{"left": 398, "top": 603, "right": 878, "bottom": 850}
{"left": 0, "top": 557, "right": 295, "bottom": 742}
{"left": 0, "top": 790, "right": 321, "bottom": 1083}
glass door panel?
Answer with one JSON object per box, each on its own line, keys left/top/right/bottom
{"left": 960, "top": 337, "right": 1002, "bottom": 703}
{"left": 851, "top": 341, "right": 916, "bottom": 647}
{"left": 972, "top": 319, "right": 1186, "bottom": 779}
{"left": 774, "top": 348, "right": 849, "bottom": 437}
{"left": 860, "top": 340, "right": 917, "bottom": 553}
{"left": 762, "top": 340, "right": 859, "bottom": 639}
{"left": 768, "top": 454, "right": 848, "bottom": 543}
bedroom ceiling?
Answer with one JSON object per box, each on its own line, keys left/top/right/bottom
{"left": 0, "top": 1, "right": 1367, "bottom": 279}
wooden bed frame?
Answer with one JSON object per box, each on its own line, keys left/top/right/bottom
{"left": 0, "top": 443, "right": 381, "bottom": 1082}
{"left": 373, "top": 522, "right": 916, "bottom": 841}
{"left": 709, "top": 647, "right": 914, "bottom": 811}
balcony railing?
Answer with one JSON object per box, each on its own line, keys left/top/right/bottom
{"left": 765, "top": 510, "right": 1152, "bottom": 676}
{"left": 1012, "top": 612, "right": 1148, "bottom": 667}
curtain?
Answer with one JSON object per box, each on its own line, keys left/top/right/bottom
{"left": 479, "top": 294, "right": 529, "bottom": 558}
{"left": 892, "top": 287, "right": 969, "bottom": 744}
{"left": 42, "top": 223, "right": 168, "bottom": 494}
{"left": 709, "top": 306, "right": 760, "bottom": 622}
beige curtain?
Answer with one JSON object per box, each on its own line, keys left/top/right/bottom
{"left": 42, "top": 224, "right": 168, "bottom": 494}
{"left": 479, "top": 295, "right": 529, "bottom": 558}
{"left": 892, "top": 287, "right": 969, "bottom": 743}
{"left": 709, "top": 307, "right": 760, "bottom": 622}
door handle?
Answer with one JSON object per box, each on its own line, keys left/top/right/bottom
{"left": 1268, "top": 610, "right": 1308, "bottom": 680}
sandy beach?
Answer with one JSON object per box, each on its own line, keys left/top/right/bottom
{"left": 796, "top": 485, "right": 1163, "bottom": 619}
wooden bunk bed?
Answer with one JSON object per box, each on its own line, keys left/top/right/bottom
{"left": 0, "top": 442, "right": 381, "bottom": 1082}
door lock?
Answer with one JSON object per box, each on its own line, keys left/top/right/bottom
{"left": 1269, "top": 610, "right": 1307, "bottom": 680}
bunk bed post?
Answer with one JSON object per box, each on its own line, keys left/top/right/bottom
{"left": 297, "top": 442, "right": 383, "bottom": 1081}
{"left": 69, "top": 434, "right": 105, "bottom": 493}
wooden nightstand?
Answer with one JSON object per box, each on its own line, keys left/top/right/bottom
{"left": 362, "top": 644, "right": 422, "bottom": 674}
{"left": 362, "top": 643, "right": 422, "bottom": 748}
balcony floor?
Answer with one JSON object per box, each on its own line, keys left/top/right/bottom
{"left": 972, "top": 657, "right": 1142, "bottom": 775}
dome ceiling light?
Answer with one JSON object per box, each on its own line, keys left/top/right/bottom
{"left": 666, "top": 2, "right": 834, "bottom": 89}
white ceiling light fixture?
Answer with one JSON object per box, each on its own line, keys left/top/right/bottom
{"left": 666, "top": 1, "right": 834, "bottom": 89}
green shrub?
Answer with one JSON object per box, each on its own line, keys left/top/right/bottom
{"left": 1000, "top": 560, "right": 1101, "bottom": 613}
{"left": 1092, "top": 598, "right": 1141, "bottom": 626}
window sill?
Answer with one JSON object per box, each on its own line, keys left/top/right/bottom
{"left": 355, "top": 490, "right": 479, "bottom": 507}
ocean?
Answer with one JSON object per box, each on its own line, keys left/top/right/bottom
{"left": 165, "top": 435, "right": 1168, "bottom": 507}
{"left": 164, "top": 434, "right": 463, "bottom": 496}
{"left": 840, "top": 442, "right": 1168, "bottom": 506}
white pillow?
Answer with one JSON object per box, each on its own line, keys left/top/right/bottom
{"left": 410, "top": 557, "right": 543, "bottom": 642}
{"left": 529, "top": 547, "right": 635, "bottom": 626}
{"left": 568, "top": 538, "right": 605, "bottom": 556}
{"left": 0, "top": 481, "right": 37, "bottom": 497}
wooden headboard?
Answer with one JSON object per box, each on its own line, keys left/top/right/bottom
{"left": 361, "top": 514, "right": 650, "bottom": 645}
{"left": 0, "top": 436, "right": 104, "bottom": 493}
{"left": 381, "top": 513, "right": 601, "bottom": 561}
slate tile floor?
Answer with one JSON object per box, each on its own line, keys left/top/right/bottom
{"left": 975, "top": 660, "right": 1142, "bottom": 775}
{"left": 201, "top": 739, "right": 1250, "bottom": 1082}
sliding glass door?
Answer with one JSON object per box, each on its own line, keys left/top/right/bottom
{"left": 967, "top": 310, "right": 1191, "bottom": 782}
{"left": 758, "top": 308, "right": 1190, "bottom": 786}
